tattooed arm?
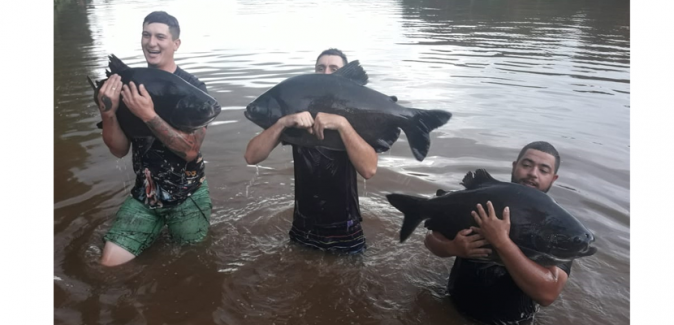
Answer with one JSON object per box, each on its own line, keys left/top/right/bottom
{"left": 97, "top": 74, "right": 130, "bottom": 158}
{"left": 121, "top": 81, "right": 205, "bottom": 162}
{"left": 145, "top": 117, "right": 206, "bottom": 161}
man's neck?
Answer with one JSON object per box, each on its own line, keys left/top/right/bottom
{"left": 149, "top": 62, "right": 178, "bottom": 74}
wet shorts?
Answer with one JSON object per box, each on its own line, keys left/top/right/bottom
{"left": 103, "top": 181, "right": 212, "bottom": 256}
{"left": 288, "top": 219, "right": 366, "bottom": 254}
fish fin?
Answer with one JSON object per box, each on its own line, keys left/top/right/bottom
{"left": 87, "top": 75, "right": 101, "bottom": 107}
{"left": 108, "top": 54, "right": 131, "bottom": 74}
{"left": 400, "top": 109, "right": 452, "bottom": 161}
{"left": 370, "top": 127, "right": 401, "bottom": 153}
{"left": 86, "top": 75, "right": 97, "bottom": 91}
{"left": 460, "top": 169, "right": 500, "bottom": 190}
{"left": 389, "top": 95, "right": 398, "bottom": 102}
{"left": 436, "top": 189, "right": 449, "bottom": 196}
{"left": 333, "top": 60, "right": 369, "bottom": 86}
{"left": 386, "top": 194, "right": 428, "bottom": 243}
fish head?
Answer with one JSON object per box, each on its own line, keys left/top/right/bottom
{"left": 173, "top": 94, "right": 222, "bottom": 129}
{"left": 244, "top": 93, "right": 284, "bottom": 128}
{"left": 531, "top": 221, "right": 597, "bottom": 260}
{"left": 548, "top": 231, "right": 597, "bottom": 258}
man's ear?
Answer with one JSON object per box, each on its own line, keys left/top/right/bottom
{"left": 174, "top": 38, "right": 181, "bottom": 51}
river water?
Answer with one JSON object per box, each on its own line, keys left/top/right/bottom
{"left": 54, "top": 0, "right": 630, "bottom": 324}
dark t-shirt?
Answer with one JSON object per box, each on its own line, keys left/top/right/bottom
{"left": 101, "top": 66, "right": 209, "bottom": 208}
{"left": 448, "top": 257, "right": 573, "bottom": 324}
{"left": 290, "top": 145, "right": 362, "bottom": 229}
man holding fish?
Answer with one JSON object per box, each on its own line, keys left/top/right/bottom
{"left": 95, "top": 11, "right": 213, "bottom": 267}
{"left": 424, "top": 141, "right": 575, "bottom": 325}
{"left": 244, "top": 49, "right": 378, "bottom": 254}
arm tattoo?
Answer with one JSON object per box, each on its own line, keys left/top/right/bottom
{"left": 101, "top": 95, "right": 113, "bottom": 112}
{"left": 145, "top": 115, "right": 206, "bottom": 160}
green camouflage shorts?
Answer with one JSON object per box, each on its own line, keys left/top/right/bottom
{"left": 103, "top": 181, "right": 212, "bottom": 256}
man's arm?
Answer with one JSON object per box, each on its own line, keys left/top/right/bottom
{"left": 97, "top": 74, "right": 130, "bottom": 158}
{"left": 424, "top": 229, "right": 492, "bottom": 258}
{"left": 472, "top": 201, "right": 569, "bottom": 306}
{"left": 145, "top": 117, "right": 206, "bottom": 162}
{"left": 244, "top": 112, "right": 315, "bottom": 165}
{"left": 312, "top": 112, "right": 377, "bottom": 179}
{"left": 121, "top": 81, "right": 204, "bottom": 162}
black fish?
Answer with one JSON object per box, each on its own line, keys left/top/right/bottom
{"left": 88, "top": 54, "right": 221, "bottom": 137}
{"left": 386, "top": 169, "right": 597, "bottom": 267}
{"left": 244, "top": 60, "right": 452, "bottom": 161}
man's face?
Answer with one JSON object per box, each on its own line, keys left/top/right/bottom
{"left": 141, "top": 22, "right": 180, "bottom": 69}
{"left": 315, "top": 55, "right": 344, "bottom": 74}
{"left": 511, "top": 149, "right": 559, "bottom": 193}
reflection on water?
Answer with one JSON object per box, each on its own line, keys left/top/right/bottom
{"left": 55, "top": 0, "right": 629, "bottom": 324}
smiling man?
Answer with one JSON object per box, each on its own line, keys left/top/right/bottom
{"left": 424, "top": 141, "right": 571, "bottom": 325}
{"left": 95, "top": 11, "right": 213, "bottom": 267}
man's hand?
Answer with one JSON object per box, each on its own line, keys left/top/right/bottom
{"left": 279, "top": 111, "right": 314, "bottom": 133}
{"left": 312, "top": 112, "right": 347, "bottom": 140}
{"left": 471, "top": 201, "right": 569, "bottom": 306}
{"left": 471, "top": 201, "right": 512, "bottom": 249}
{"left": 97, "top": 74, "right": 123, "bottom": 116}
{"left": 425, "top": 229, "right": 492, "bottom": 258}
{"left": 121, "top": 81, "right": 157, "bottom": 122}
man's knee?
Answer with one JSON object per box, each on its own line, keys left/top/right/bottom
{"left": 100, "top": 241, "right": 136, "bottom": 267}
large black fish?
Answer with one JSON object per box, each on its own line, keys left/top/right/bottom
{"left": 88, "top": 54, "right": 221, "bottom": 137}
{"left": 386, "top": 169, "right": 597, "bottom": 267}
{"left": 244, "top": 60, "right": 452, "bottom": 161}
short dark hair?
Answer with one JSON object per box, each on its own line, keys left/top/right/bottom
{"left": 516, "top": 141, "right": 561, "bottom": 173}
{"left": 143, "top": 11, "right": 180, "bottom": 40}
{"left": 316, "top": 48, "right": 348, "bottom": 66}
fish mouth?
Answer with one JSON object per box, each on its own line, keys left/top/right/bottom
{"left": 546, "top": 232, "right": 596, "bottom": 259}
{"left": 244, "top": 104, "right": 261, "bottom": 122}
{"left": 244, "top": 110, "right": 264, "bottom": 126}
{"left": 577, "top": 246, "right": 597, "bottom": 257}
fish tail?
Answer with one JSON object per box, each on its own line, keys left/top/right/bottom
{"left": 386, "top": 194, "right": 428, "bottom": 243}
{"left": 108, "top": 54, "right": 130, "bottom": 74}
{"left": 401, "top": 109, "right": 452, "bottom": 161}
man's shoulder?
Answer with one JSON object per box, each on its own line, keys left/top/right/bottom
{"left": 174, "top": 66, "right": 207, "bottom": 92}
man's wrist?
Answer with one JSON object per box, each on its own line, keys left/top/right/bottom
{"left": 100, "top": 110, "right": 117, "bottom": 120}
{"left": 336, "top": 116, "right": 350, "bottom": 132}
{"left": 492, "top": 235, "right": 514, "bottom": 251}
{"left": 141, "top": 111, "right": 158, "bottom": 123}
{"left": 276, "top": 117, "right": 288, "bottom": 129}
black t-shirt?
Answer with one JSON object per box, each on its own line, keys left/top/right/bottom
{"left": 448, "top": 258, "right": 573, "bottom": 324}
{"left": 290, "top": 145, "right": 362, "bottom": 229}
{"left": 122, "top": 66, "right": 208, "bottom": 208}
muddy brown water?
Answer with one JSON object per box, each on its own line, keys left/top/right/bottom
{"left": 54, "top": 0, "right": 629, "bottom": 324}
